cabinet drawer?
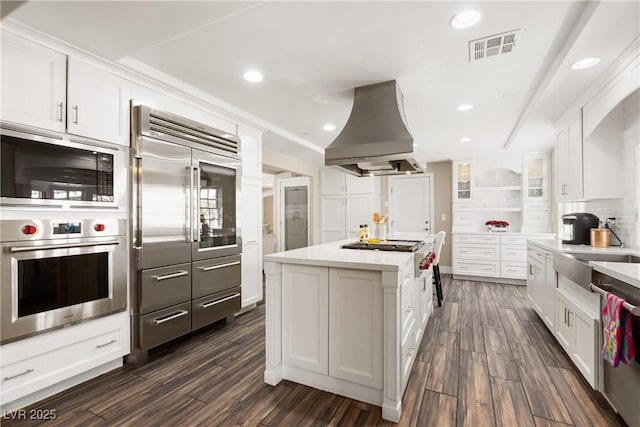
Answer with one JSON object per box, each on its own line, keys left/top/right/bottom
{"left": 501, "top": 235, "right": 528, "bottom": 247}
{"left": 501, "top": 245, "right": 527, "bottom": 262}
{"left": 1, "top": 324, "right": 124, "bottom": 404}
{"left": 192, "top": 287, "right": 241, "bottom": 330}
{"left": 453, "top": 211, "right": 473, "bottom": 226}
{"left": 527, "top": 247, "right": 546, "bottom": 264}
{"left": 454, "top": 244, "right": 499, "bottom": 260}
{"left": 524, "top": 201, "right": 549, "bottom": 211}
{"left": 193, "top": 255, "right": 241, "bottom": 299}
{"left": 140, "top": 263, "right": 191, "bottom": 314}
{"left": 523, "top": 211, "right": 549, "bottom": 227}
{"left": 454, "top": 260, "right": 500, "bottom": 277}
{"left": 501, "top": 262, "right": 527, "bottom": 279}
{"left": 453, "top": 234, "right": 500, "bottom": 245}
{"left": 454, "top": 203, "right": 474, "bottom": 210}
{"left": 139, "top": 302, "right": 191, "bottom": 350}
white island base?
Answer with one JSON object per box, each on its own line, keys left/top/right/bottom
{"left": 263, "top": 241, "right": 433, "bottom": 422}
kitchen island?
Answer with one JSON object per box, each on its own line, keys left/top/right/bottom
{"left": 263, "top": 239, "right": 433, "bottom": 422}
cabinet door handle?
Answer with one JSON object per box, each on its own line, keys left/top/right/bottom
{"left": 72, "top": 105, "right": 79, "bottom": 124}
{"left": 529, "top": 264, "right": 534, "bottom": 275}
{"left": 3, "top": 369, "right": 34, "bottom": 382}
{"left": 564, "top": 307, "right": 568, "bottom": 325}
{"left": 567, "top": 310, "right": 573, "bottom": 327}
{"left": 57, "top": 102, "right": 64, "bottom": 122}
{"left": 96, "top": 339, "right": 117, "bottom": 349}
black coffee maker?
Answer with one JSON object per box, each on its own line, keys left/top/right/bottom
{"left": 561, "top": 213, "right": 599, "bottom": 244}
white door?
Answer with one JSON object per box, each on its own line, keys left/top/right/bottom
{"left": 388, "top": 174, "right": 434, "bottom": 235}
{"left": 278, "top": 177, "right": 310, "bottom": 251}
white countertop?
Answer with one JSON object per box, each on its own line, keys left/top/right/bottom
{"left": 527, "top": 238, "right": 640, "bottom": 289}
{"left": 264, "top": 239, "right": 422, "bottom": 272}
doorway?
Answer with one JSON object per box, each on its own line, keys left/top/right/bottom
{"left": 387, "top": 174, "right": 434, "bottom": 235}
{"left": 278, "top": 177, "right": 310, "bottom": 251}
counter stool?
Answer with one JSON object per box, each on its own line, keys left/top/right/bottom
{"left": 433, "top": 231, "right": 446, "bottom": 307}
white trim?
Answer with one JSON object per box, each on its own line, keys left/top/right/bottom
{"left": 277, "top": 177, "right": 311, "bottom": 252}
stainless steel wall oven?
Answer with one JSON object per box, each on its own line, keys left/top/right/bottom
{"left": 130, "top": 105, "right": 242, "bottom": 359}
{"left": 0, "top": 218, "right": 127, "bottom": 344}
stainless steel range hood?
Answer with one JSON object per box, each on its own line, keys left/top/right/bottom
{"left": 324, "top": 80, "right": 424, "bottom": 176}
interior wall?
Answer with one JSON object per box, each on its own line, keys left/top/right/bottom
{"left": 427, "top": 161, "right": 453, "bottom": 268}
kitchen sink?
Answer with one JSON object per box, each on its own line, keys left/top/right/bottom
{"left": 553, "top": 252, "right": 640, "bottom": 289}
{"left": 569, "top": 253, "right": 640, "bottom": 264}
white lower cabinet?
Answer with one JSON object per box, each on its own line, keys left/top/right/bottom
{"left": 0, "top": 312, "right": 129, "bottom": 411}
{"left": 555, "top": 288, "right": 599, "bottom": 388}
{"left": 241, "top": 242, "right": 262, "bottom": 307}
{"left": 543, "top": 252, "right": 556, "bottom": 330}
{"left": 241, "top": 177, "right": 263, "bottom": 308}
{"left": 527, "top": 245, "right": 556, "bottom": 331}
{"left": 329, "top": 268, "right": 383, "bottom": 388}
{"left": 282, "top": 264, "right": 329, "bottom": 374}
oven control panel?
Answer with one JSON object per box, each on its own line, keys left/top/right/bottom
{"left": 53, "top": 222, "right": 82, "bottom": 235}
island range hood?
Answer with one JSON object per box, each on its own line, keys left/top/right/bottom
{"left": 324, "top": 80, "right": 424, "bottom": 176}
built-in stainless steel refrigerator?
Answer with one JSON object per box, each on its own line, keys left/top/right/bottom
{"left": 129, "top": 105, "right": 242, "bottom": 362}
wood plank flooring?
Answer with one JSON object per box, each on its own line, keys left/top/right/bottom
{"left": 1, "top": 277, "right": 628, "bottom": 426}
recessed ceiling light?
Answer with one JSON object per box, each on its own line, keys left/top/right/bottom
{"left": 457, "top": 104, "right": 474, "bottom": 112}
{"left": 459, "top": 137, "right": 472, "bottom": 143}
{"left": 450, "top": 10, "right": 481, "bottom": 29}
{"left": 571, "top": 57, "right": 601, "bottom": 70}
{"left": 322, "top": 124, "right": 336, "bottom": 131}
{"left": 243, "top": 69, "right": 263, "bottom": 82}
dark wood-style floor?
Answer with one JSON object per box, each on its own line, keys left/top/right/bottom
{"left": 2, "top": 277, "right": 627, "bottom": 427}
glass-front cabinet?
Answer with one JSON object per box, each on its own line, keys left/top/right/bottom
{"left": 453, "top": 160, "right": 472, "bottom": 202}
{"left": 523, "top": 154, "right": 549, "bottom": 201}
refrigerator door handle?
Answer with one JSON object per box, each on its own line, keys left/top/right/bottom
{"left": 193, "top": 166, "right": 201, "bottom": 243}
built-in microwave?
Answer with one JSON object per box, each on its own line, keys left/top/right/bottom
{"left": 0, "top": 125, "right": 127, "bottom": 210}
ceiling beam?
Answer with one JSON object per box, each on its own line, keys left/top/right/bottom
{"left": 503, "top": 0, "right": 599, "bottom": 149}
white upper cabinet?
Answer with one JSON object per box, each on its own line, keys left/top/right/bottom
{"left": 1, "top": 32, "right": 130, "bottom": 146}
{"left": 239, "top": 126, "right": 262, "bottom": 179}
{"left": 453, "top": 160, "right": 472, "bottom": 202}
{"left": 1, "top": 31, "right": 66, "bottom": 132}
{"left": 523, "top": 154, "right": 549, "bottom": 201}
{"left": 67, "top": 58, "right": 130, "bottom": 145}
{"left": 321, "top": 168, "right": 347, "bottom": 195}
{"left": 556, "top": 112, "right": 583, "bottom": 202}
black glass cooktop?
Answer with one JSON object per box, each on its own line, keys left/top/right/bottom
{"left": 341, "top": 239, "right": 424, "bottom": 252}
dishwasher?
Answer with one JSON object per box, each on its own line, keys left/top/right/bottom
{"left": 590, "top": 270, "right": 640, "bottom": 427}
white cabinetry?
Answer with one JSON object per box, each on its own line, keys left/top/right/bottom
{"left": 329, "top": 268, "right": 383, "bottom": 388}
{"left": 555, "top": 287, "right": 599, "bottom": 388}
{"left": 526, "top": 244, "right": 556, "bottom": 330}
{"left": 452, "top": 234, "right": 500, "bottom": 278}
{"left": 453, "top": 160, "right": 473, "bottom": 202}
{"left": 66, "top": 58, "right": 130, "bottom": 145}
{"left": 1, "top": 31, "right": 66, "bottom": 132}
{"left": 1, "top": 31, "right": 130, "bottom": 146}
{"left": 282, "top": 264, "right": 329, "bottom": 374}
{"left": 0, "top": 312, "right": 129, "bottom": 411}
{"left": 240, "top": 127, "right": 263, "bottom": 308}
{"left": 556, "top": 113, "right": 584, "bottom": 202}
{"left": 320, "top": 168, "right": 380, "bottom": 242}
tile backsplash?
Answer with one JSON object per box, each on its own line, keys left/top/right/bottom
{"left": 558, "top": 199, "right": 637, "bottom": 248}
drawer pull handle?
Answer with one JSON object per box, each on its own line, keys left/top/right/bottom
{"left": 152, "top": 270, "right": 189, "bottom": 281}
{"left": 198, "top": 293, "right": 240, "bottom": 309}
{"left": 149, "top": 310, "right": 189, "bottom": 326}
{"left": 96, "top": 339, "right": 117, "bottom": 349}
{"left": 198, "top": 261, "right": 240, "bottom": 272}
{"left": 4, "top": 369, "right": 34, "bottom": 381}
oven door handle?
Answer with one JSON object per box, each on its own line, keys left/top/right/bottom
{"left": 8, "top": 240, "right": 120, "bottom": 253}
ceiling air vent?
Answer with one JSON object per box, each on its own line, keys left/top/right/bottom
{"left": 469, "top": 29, "right": 520, "bottom": 62}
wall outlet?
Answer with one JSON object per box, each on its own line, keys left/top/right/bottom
{"left": 441, "top": 214, "right": 446, "bottom": 222}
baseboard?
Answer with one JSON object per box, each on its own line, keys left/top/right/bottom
{"left": 439, "top": 265, "right": 452, "bottom": 274}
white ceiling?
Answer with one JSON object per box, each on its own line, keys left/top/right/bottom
{"left": 3, "top": 1, "right": 639, "bottom": 166}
